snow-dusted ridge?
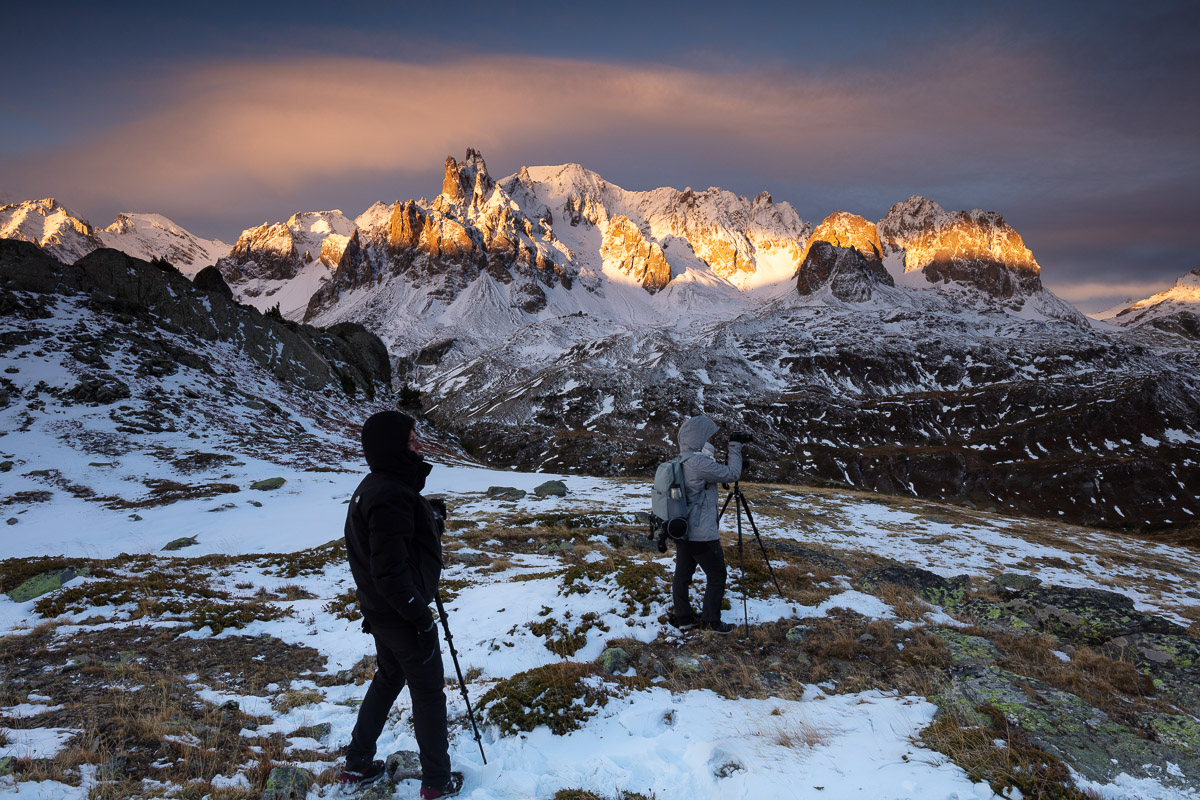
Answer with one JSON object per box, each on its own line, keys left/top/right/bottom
{"left": 0, "top": 198, "right": 228, "bottom": 271}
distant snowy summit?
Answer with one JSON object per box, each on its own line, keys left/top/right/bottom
{"left": 1094, "top": 269, "right": 1200, "bottom": 338}
{"left": 0, "top": 198, "right": 229, "bottom": 273}
{"left": 4, "top": 150, "right": 1083, "bottom": 332}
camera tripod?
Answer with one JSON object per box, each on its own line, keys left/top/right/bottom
{"left": 717, "top": 481, "right": 783, "bottom": 629}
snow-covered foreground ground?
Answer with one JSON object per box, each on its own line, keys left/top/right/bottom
{"left": 3, "top": 456, "right": 1200, "bottom": 799}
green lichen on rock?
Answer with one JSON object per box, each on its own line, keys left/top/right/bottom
{"left": 927, "top": 628, "right": 1002, "bottom": 667}
{"left": 1147, "top": 712, "right": 1200, "bottom": 750}
{"left": 250, "top": 477, "right": 287, "bottom": 491}
{"left": 8, "top": 566, "right": 88, "bottom": 603}
{"left": 599, "top": 647, "right": 631, "bottom": 674}
{"left": 991, "top": 585, "right": 1185, "bottom": 646}
{"left": 936, "top": 662, "right": 1200, "bottom": 788}
{"left": 261, "top": 764, "right": 314, "bottom": 800}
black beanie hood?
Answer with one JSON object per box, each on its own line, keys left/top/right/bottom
{"left": 362, "top": 411, "right": 429, "bottom": 483}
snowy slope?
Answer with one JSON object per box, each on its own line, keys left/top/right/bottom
{"left": 1102, "top": 270, "right": 1200, "bottom": 327}
{"left": 98, "top": 212, "right": 229, "bottom": 274}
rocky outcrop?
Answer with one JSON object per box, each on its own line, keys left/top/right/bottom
{"left": 600, "top": 216, "right": 671, "bottom": 292}
{"left": 879, "top": 196, "right": 1042, "bottom": 299}
{"left": 220, "top": 220, "right": 299, "bottom": 282}
{"left": 796, "top": 241, "right": 894, "bottom": 301}
{"left": 441, "top": 148, "right": 495, "bottom": 209}
{"left": 193, "top": 265, "right": 233, "bottom": 299}
{"left": 796, "top": 212, "right": 893, "bottom": 301}
{"left": 0, "top": 240, "right": 389, "bottom": 396}
{"left": 802, "top": 211, "right": 883, "bottom": 262}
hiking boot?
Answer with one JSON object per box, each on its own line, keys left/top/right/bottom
{"left": 701, "top": 620, "right": 736, "bottom": 635}
{"left": 420, "top": 772, "right": 464, "bottom": 799}
{"left": 670, "top": 613, "right": 697, "bottom": 631}
{"left": 340, "top": 759, "right": 386, "bottom": 786}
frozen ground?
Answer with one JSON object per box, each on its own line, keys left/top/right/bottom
{"left": 3, "top": 454, "right": 1199, "bottom": 799}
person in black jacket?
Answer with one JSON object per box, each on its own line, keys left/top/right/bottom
{"left": 340, "top": 410, "right": 462, "bottom": 799}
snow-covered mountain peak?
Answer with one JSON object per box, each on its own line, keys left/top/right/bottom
{"left": 97, "top": 212, "right": 229, "bottom": 274}
{"left": 0, "top": 197, "right": 100, "bottom": 264}
{"left": 1102, "top": 268, "right": 1200, "bottom": 334}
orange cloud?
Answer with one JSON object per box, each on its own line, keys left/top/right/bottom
{"left": 5, "top": 49, "right": 1065, "bottom": 217}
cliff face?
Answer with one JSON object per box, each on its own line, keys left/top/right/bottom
{"left": 797, "top": 212, "right": 893, "bottom": 301}
{"left": 879, "top": 196, "right": 1042, "bottom": 298}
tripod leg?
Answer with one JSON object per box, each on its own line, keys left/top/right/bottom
{"left": 716, "top": 490, "right": 734, "bottom": 524}
{"left": 738, "top": 493, "right": 784, "bottom": 597}
{"left": 736, "top": 497, "right": 748, "bottom": 630}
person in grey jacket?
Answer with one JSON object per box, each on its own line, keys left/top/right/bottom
{"left": 672, "top": 415, "right": 743, "bottom": 634}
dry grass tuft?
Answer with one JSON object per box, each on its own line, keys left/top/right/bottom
{"left": 920, "top": 706, "right": 1100, "bottom": 800}
{"left": 876, "top": 582, "right": 933, "bottom": 621}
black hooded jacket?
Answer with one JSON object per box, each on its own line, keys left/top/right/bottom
{"left": 345, "top": 411, "right": 442, "bottom": 630}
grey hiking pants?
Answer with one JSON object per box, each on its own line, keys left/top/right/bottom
{"left": 671, "top": 539, "right": 727, "bottom": 623}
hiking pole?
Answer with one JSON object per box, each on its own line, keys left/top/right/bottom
{"left": 434, "top": 591, "right": 487, "bottom": 764}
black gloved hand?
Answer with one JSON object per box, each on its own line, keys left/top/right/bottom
{"left": 428, "top": 498, "right": 448, "bottom": 520}
{"left": 416, "top": 617, "right": 439, "bottom": 656}
{"left": 730, "top": 431, "right": 754, "bottom": 444}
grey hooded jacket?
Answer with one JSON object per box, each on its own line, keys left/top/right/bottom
{"left": 677, "top": 415, "right": 743, "bottom": 542}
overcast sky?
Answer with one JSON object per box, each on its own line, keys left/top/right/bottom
{"left": 3, "top": 0, "right": 1197, "bottom": 310}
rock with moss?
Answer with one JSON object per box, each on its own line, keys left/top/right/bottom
{"left": 162, "top": 535, "right": 199, "bottom": 551}
{"left": 861, "top": 565, "right": 970, "bottom": 606}
{"left": 486, "top": 486, "right": 527, "bottom": 501}
{"left": 993, "top": 573, "right": 1041, "bottom": 593}
{"left": 598, "top": 647, "right": 631, "bottom": 675}
{"left": 385, "top": 750, "right": 422, "bottom": 781}
{"left": 673, "top": 654, "right": 702, "bottom": 673}
{"left": 261, "top": 765, "right": 314, "bottom": 799}
{"left": 0, "top": 756, "right": 13, "bottom": 776}
{"left": 534, "top": 480, "right": 568, "bottom": 498}
{"left": 8, "top": 566, "right": 88, "bottom": 603}
{"left": 928, "top": 628, "right": 1002, "bottom": 667}
{"left": 250, "top": 477, "right": 287, "bottom": 491}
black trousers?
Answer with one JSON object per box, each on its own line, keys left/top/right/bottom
{"left": 346, "top": 620, "right": 451, "bottom": 787}
{"left": 671, "top": 538, "right": 727, "bottom": 623}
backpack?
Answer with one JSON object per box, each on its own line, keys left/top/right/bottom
{"left": 651, "top": 453, "right": 696, "bottom": 540}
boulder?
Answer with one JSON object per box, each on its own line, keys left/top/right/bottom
{"left": 250, "top": 477, "right": 286, "bottom": 491}
{"left": 486, "top": 486, "right": 527, "bottom": 501}
{"left": 260, "top": 765, "right": 314, "bottom": 800}
{"left": 386, "top": 750, "right": 422, "bottom": 781}
{"left": 1001, "top": 585, "right": 1186, "bottom": 645}
{"left": 8, "top": 567, "right": 87, "bottom": 603}
{"left": 598, "top": 647, "right": 631, "bottom": 675}
{"left": 162, "top": 535, "right": 199, "bottom": 551}
{"left": 533, "top": 480, "right": 568, "bottom": 498}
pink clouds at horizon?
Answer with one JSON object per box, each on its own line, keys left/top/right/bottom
{"left": 4, "top": 49, "right": 1069, "bottom": 214}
